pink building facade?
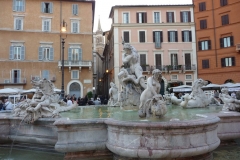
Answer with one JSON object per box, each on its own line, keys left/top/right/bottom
{"left": 109, "top": 5, "right": 197, "bottom": 94}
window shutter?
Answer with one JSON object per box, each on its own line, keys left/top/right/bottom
{"left": 220, "top": 0, "right": 223, "bottom": 6}
{"left": 204, "top": 20, "right": 207, "bottom": 28}
{"left": 68, "top": 48, "right": 72, "bottom": 60}
{"left": 232, "top": 57, "right": 235, "bottom": 66}
{"left": 230, "top": 36, "right": 234, "bottom": 46}
{"left": 153, "top": 31, "right": 155, "bottom": 42}
{"left": 221, "top": 58, "right": 225, "bottom": 67}
{"left": 168, "top": 31, "right": 170, "bottom": 42}
{"left": 9, "top": 46, "right": 14, "bottom": 60}
{"left": 200, "top": 20, "right": 203, "bottom": 29}
{"left": 180, "top": 12, "right": 183, "bottom": 22}
{"left": 188, "top": 11, "right": 191, "bottom": 22}
{"left": 182, "top": 31, "right": 184, "bottom": 42}
{"left": 172, "top": 12, "right": 175, "bottom": 22}
{"left": 41, "top": 2, "right": 44, "bottom": 13}
{"left": 49, "top": 47, "right": 54, "bottom": 61}
{"left": 38, "top": 47, "right": 43, "bottom": 60}
{"left": 20, "top": 46, "right": 25, "bottom": 60}
{"left": 208, "top": 40, "right": 211, "bottom": 50}
{"left": 136, "top": 13, "right": 139, "bottom": 23}
{"left": 79, "top": 48, "right": 82, "bottom": 61}
{"left": 220, "top": 38, "right": 223, "bottom": 48}
{"left": 175, "top": 31, "right": 178, "bottom": 42}
{"left": 13, "top": 0, "right": 16, "bottom": 11}
{"left": 73, "top": 23, "right": 78, "bottom": 33}
{"left": 72, "top": 4, "right": 75, "bottom": 15}
{"left": 160, "top": 31, "right": 163, "bottom": 42}
{"left": 22, "top": 0, "right": 25, "bottom": 12}
{"left": 49, "top": 2, "right": 53, "bottom": 13}
{"left": 144, "top": 13, "right": 147, "bottom": 23}
{"left": 198, "top": 41, "right": 202, "bottom": 51}
{"left": 203, "top": 2, "right": 206, "bottom": 10}
{"left": 166, "top": 12, "right": 169, "bottom": 22}
{"left": 189, "top": 31, "right": 192, "bottom": 42}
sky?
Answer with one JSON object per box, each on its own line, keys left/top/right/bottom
{"left": 93, "top": 0, "right": 193, "bottom": 32}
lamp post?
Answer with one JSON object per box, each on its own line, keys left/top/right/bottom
{"left": 61, "top": 20, "right": 67, "bottom": 99}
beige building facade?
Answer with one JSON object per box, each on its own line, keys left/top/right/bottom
{"left": 0, "top": 0, "right": 95, "bottom": 98}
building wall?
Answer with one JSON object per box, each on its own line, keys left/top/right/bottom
{"left": 110, "top": 5, "right": 196, "bottom": 91}
{"left": 0, "top": 0, "right": 94, "bottom": 97}
{"left": 194, "top": 0, "right": 240, "bottom": 84}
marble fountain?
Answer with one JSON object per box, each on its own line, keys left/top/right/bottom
{"left": 1, "top": 43, "right": 240, "bottom": 160}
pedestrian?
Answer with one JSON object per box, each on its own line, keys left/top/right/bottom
{"left": 4, "top": 99, "right": 13, "bottom": 110}
{"left": 67, "top": 98, "right": 73, "bottom": 106}
{"left": 0, "top": 100, "right": 4, "bottom": 110}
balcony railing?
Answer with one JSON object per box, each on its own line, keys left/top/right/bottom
{"left": 153, "top": 64, "right": 196, "bottom": 72}
{"left": 58, "top": 60, "right": 92, "bottom": 72}
{"left": 31, "top": 75, "right": 56, "bottom": 82}
{"left": 0, "top": 78, "right": 27, "bottom": 84}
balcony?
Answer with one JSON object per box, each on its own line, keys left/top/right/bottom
{"left": 31, "top": 75, "right": 56, "bottom": 82}
{"left": 154, "top": 64, "right": 196, "bottom": 73}
{"left": 0, "top": 78, "right": 27, "bottom": 85}
{"left": 58, "top": 60, "right": 92, "bottom": 72}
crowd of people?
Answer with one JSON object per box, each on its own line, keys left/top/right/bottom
{"left": 0, "top": 99, "right": 14, "bottom": 111}
{"left": 63, "top": 94, "right": 109, "bottom": 106}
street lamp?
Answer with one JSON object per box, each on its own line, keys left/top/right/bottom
{"left": 61, "top": 20, "right": 67, "bottom": 99}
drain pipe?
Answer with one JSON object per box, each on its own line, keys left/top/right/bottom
{"left": 212, "top": 0, "right": 218, "bottom": 67}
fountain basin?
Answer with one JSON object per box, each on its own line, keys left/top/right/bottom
{"left": 1, "top": 105, "right": 240, "bottom": 159}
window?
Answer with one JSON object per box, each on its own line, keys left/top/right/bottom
{"left": 136, "top": 12, "right": 147, "bottom": 23}
{"left": 220, "top": 0, "right": 228, "bottom": 6}
{"left": 71, "top": 70, "right": 79, "bottom": 79}
{"left": 13, "top": 0, "right": 25, "bottom": 12}
{"left": 198, "top": 40, "right": 211, "bottom": 50}
{"left": 221, "top": 15, "right": 229, "bottom": 25}
{"left": 182, "top": 31, "right": 192, "bottom": 42}
{"left": 41, "top": 2, "right": 53, "bottom": 13}
{"left": 171, "top": 75, "right": 178, "bottom": 80}
{"left": 42, "top": 70, "right": 49, "bottom": 80}
{"left": 171, "top": 54, "right": 178, "bottom": 69}
{"left": 71, "top": 20, "right": 79, "bottom": 33}
{"left": 168, "top": 31, "right": 178, "bottom": 42}
{"left": 221, "top": 57, "right": 235, "bottom": 67}
{"left": 140, "top": 54, "right": 147, "bottom": 71}
{"left": 12, "top": 69, "right": 21, "bottom": 83}
{"left": 72, "top": 4, "right": 78, "bottom": 15}
{"left": 154, "top": 12, "right": 160, "bottom": 23}
{"left": 166, "top": 12, "right": 174, "bottom": 23}
{"left": 153, "top": 31, "right": 163, "bottom": 48}
{"left": 155, "top": 54, "right": 162, "bottom": 70}
{"left": 180, "top": 11, "right": 191, "bottom": 22}
{"left": 139, "top": 31, "right": 145, "bottom": 43}
{"left": 123, "top": 13, "right": 129, "bottom": 23}
{"left": 199, "top": 2, "right": 206, "bottom": 11}
{"left": 200, "top": 19, "right": 207, "bottom": 29}
{"left": 202, "top": 59, "right": 209, "bottom": 69}
{"left": 185, "top": 75, "right": 192, "bottom": 80}
{"left": 220, "top": 36, "right": 234, "bottom": 48}
{"left": 9, "top": 46, "right": 25, "bottom": 60}
{"left": 42, "top": 19, "right": 51, "bottom": 32}
{"left": 38, "top": 47, "right": 54, "bottom": 61}
{"left": 186, "top": 82, "right": 192, "bottom": 86}
{"left": 123, "top": 31, "right": 130, "bottom": 43}
{"left": 68, "top": 48, "right": 82, "bottom": 61}
{"left": 14, "top": 17, "right": 23, "bottom": 30}
{"left": 185, "top": 53, "right": 192, "bottom": 70}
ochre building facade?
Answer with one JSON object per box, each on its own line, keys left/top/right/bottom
{"left": 0, "top": 0, "right": 95, "bottom": 98}
{"left": 193, "top": 0, "right": 240, "bottom": 84}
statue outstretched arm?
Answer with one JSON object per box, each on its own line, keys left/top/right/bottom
{"left": 123, "top": 54, "right": 133, "bottom": 64}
